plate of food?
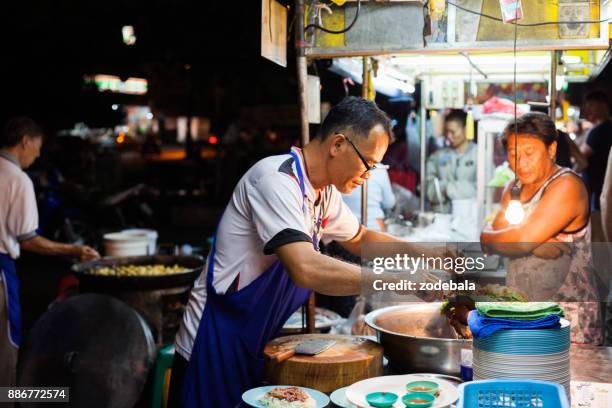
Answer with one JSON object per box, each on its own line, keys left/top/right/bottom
{"left": 242, "top": 385, "right": 330, "bottom": 408}
{"left": 345, "top": 375, "right": 458, "bottom": 408}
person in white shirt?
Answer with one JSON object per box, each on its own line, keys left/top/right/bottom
{"left": 0, "top": 117, "right": 99, "bottom": 389}
{"left": 342, "top": 166, "right": 395, "bottom": 232}
{"left": 426, "top": 110, "right": 477, "bottom": 213}
{"left": 171, "top": 97, "right": 447, "bottom": 408}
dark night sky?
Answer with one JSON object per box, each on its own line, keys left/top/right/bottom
{"left": 0, "top": 0, "right": 303, "bottom": 133}
{"left": 1, "top": 1, "right": 610, "bottom": 133}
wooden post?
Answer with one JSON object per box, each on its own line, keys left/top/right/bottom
{"left": 296, "top": 0, "right": 309, "bottom": 146}
{"left": 296, "top": 0, "right": 315, "bottom": 333}
{"left": 361, "top": 57, "right": 369, "bottom": 227}
{"left": 549, "top": 50, "right": 558, "bottom": 120}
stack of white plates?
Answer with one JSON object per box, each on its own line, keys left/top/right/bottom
{"left": 473, "top": 319, "right": 571, "bottom": 396}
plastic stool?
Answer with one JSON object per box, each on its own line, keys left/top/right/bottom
{"left": 151, "top": 344, "right": 175, "bottom": 408}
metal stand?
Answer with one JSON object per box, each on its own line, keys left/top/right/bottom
{"left": 420, "top": 83, "right": 427, "bottom": 213}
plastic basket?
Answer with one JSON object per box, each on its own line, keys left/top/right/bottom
{"left": 457, "top": 379, "right": 569, "bottom": 408}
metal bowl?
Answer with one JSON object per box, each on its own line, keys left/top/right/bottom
{"left": 365, "top": 303, "right": 471, "bottom": 376}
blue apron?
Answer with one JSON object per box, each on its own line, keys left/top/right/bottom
{"left": 0, "top": 253, "right": 21, "bottom": 347}
{"left": 181, "top": 150, "right": 318, "bottom": 408}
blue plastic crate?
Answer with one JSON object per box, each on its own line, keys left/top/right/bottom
{"left": 457, "top": 379, "right": 569, "bottom": 408}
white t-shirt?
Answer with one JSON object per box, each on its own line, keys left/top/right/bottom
{"left": 0, "top": 152, "right": 39, "bottom": 260}
{"left": 175, "top": 147, "right": 359, "bottom": 359}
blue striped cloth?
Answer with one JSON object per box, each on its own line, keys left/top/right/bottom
{"left": 468, "top": 310, "right": 561, "bottom": 339}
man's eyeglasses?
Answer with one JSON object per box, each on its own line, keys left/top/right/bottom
{"left": 341, "top": 134, "right": 376, "bottom": 173}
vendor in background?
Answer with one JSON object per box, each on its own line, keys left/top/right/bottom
{"left": 342, "top": 165, "right": 395, "bottom": 232}
{"left": 580, "top": 91, "right": 612, "bottom": 242}
{"left": 426, "top": 110, "right": 477, "bottom": 213}
{"left": 481, "top": 112, "right": 602, "bottom": 345}
{"left": 555, "top": 129, "right": 588, "bottom": 170}
{"left": 0, "top": 117, "right": 100, "bottom": 389}
{"left": 382, "top": 126, "right": 420, "bottom": 218}
{"left": 529, "top": 104, "right": 586, "bottom": 171}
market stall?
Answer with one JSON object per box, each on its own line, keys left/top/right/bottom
{"left": 329, "top": 48, "right": 611, "bottom": 243}
{"left": 239, "top": 0, "right": 612, "bottom": 407}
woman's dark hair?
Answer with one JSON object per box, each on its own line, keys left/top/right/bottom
{"left": 318, "top": 96, "right": 392, "bottom": 141}
{"left": 445, "top": 109, "right": 467, "bottom": 128}
{"left": 1, "top": 117, "right": 43, "bottom": 148}
{"left": 501, "top": 112, "right": 557, "bottom": 149}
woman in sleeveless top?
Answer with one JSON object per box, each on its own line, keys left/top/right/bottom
{"left": 481, "top": 112, "right": 603, "bottom": 345}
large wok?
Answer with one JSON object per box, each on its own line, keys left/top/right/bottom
{"left": 72, "top": 255, "right": 204, "bottom": 290}
{"left": 365, "top": 303, "right": 471, "bottom": 376}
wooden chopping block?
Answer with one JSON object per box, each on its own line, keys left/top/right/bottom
{"left": 263, "top": 334, "right": 383, "bottom": 393}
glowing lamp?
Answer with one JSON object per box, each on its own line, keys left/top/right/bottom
{"left": 505, "top": 185, "right": 525, "bottom": 225}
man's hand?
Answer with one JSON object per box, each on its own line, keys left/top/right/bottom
{"left": 420, "top": 243, "right": 461, "bottom": 273}
{"left": 21, "top": 236, "right": 101, "bottom": 261}
{"left": 531, "top": 238, "right": 571, "bottom": 260}
{"left": 72, "top": 245, "right": 100, "bottom": 261}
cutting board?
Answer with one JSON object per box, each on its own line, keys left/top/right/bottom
{"left": 263, "top": 334, "right": 384, "bottom": 393}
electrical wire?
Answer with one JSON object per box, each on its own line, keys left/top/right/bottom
{"left": 513, "top": 13, "right": 518, "bottom": 186}
{"left": 304, "top": 0, "right": 361, "bottom": 34}
{"left": 512, "top": 9, "right": 518, "bottom": 178}
{"left": 460, "top": 52, "right": 488, "bottom": 79}
{"left": 446, "top": 0, "right": 612, "bottom": 27}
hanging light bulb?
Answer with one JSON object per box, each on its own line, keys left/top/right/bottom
{"left": 505, "top": 185, "right": 525, "bottom": 224}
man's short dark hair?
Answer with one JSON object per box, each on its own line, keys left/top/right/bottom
{"left": 318, "top": 96, "right": 392, "bottom": 141}
{"left": 445, "top": 110, "right": 467, "bottom": 128}
{"left": 585, "top": 90, "right": 610, "bottom": 113}
{"left": 1, "top": 117, "right": 43, "bottom": 148}
{"left": 501, "top": 112, "right": 557, "bottom": 149}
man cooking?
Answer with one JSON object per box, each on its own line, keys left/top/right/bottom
{"left": 0, "top": 117, "right": 99, "bottom": 388}
{"left": 171, "top": 97, "right": 443, "bottom": 408}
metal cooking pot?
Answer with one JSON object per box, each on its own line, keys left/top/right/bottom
{"left": 365, "top": 303, "right": 471, "bottom": 376}
{"left": 71, "top": 255, "right": 204, "bottom": 290}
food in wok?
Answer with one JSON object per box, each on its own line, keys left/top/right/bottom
{"left": 92, "top": 264, "right": 188, "bottom": 277}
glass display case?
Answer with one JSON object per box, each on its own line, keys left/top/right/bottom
{"left": 476, "top": 113, "right": 514, "bottom": 230}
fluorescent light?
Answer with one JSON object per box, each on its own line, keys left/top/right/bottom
{"left": 392, "top": 54, "right": 551, "bottom": 67}
{"left": 329, "top": 58, "right": 415, "bottom": 96}
{"left": 561, "top": 55, "right": 582, "bottom": 64}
